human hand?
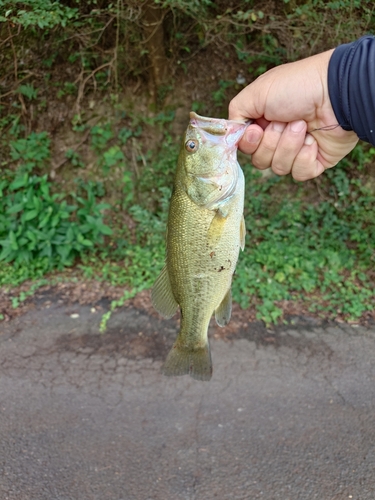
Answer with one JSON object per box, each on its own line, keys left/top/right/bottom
{"left": 228, "top": 50, "right": 359, "bottom": 181}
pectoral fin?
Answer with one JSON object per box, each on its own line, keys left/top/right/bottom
{"left": 240, "top": 215, "right": 246, "bottom": 251}
{"left": 207, "top": 209, "right": 227, "bottom": 247}
{"left": 215, "top": 288, "right": 232, "bottom": 327}
{"left": 151, "top": 265, "right": 178, "bottom": 318}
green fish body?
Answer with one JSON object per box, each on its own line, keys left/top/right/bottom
{"left": 152, "top": 112, "right": 248, "bottom": 381}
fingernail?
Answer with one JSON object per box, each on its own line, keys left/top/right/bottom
{"left": 246, "top": 129, "right": 262, "bottom": 144}
{"left": 290, "top": 120, "right": 306, "bottom": 133}
{"left": 272, "top": 121, "right": 285, "bottom": 133}
{"left": 304, "top": 134, "right": 315, "bottom": 145}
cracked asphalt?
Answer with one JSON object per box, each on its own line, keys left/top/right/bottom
{"left": 1, "top": 299, "right": 375, "bottom": 500}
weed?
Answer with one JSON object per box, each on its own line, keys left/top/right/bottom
{"left": 232, "top": 152, "right": 375, "bottom": 324}
{"left": 65, "top": 149, "right": 84, "bottom": 168}
{"left": 90, "top": 124, "right": 114, "bottom": 152}
{"left": 16, "top": 84, "right": 38, "bottom": 101}
{"left": 102, "top": 145, "right": 125, "bottom": 174}
{"left": 9, "top": 131, "right": 50, "bottom": 171}
{"left": 57, "top": 82, "right": 77, "bottom": 99}
{"left": 0, "top": 133, "right": 113, "bottom": 270}
{"left": 0, "top": 0, "right": 79, "bottom": 28}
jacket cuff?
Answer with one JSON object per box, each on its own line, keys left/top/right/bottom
{"left": 328, "top": 35, "right": 375, "bottom": 144}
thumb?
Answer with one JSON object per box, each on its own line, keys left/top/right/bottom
{"left": 228, "top": 83, "right": 264, "bottom": 122}
{"left": 237, "top": 124, "right": 264, "bottom": 155}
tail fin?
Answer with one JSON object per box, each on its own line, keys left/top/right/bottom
{"left": 161, "top": 342, "right": 212, "bottom": 381}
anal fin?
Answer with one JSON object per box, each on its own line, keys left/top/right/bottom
{"left": 151, "top": 265, "right": 178, "bottom": 318}
{"left": 215, "top": 288, "right": 232, "bottom": 327}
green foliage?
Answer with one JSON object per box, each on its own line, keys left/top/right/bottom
{"left": 283, "top": 0, "right": 375, "bottom": 57}
{"left": 65, "top": 148, "right": 84, "bottom": 168}
{"left": 1, "top": 0, "right": 374, "bottom": 117}
{"left": 3, "top": 111, "right": 375, "bottom": 328}
{"left": 90, "top": 124, "right": 114, "bottom": 152}
{"left": 8, "top": 131, "right": 50, "bottom": 172}
{"left": 0, "top": 0, "right": 79, "bottom": 28}
{"left": 236, "top": 33, "right": 286, "bottom": 76}
{"left": 16, "top": 83, "right": 38, "bottom": 100}
{"left": 0, "top": 259, "right": 49, "bottom": 287}
{"left": 1, "top": 0, "right": 375, "bottom": 328}
{"left": 154, "top": 0, "right": 213, "bottom": 16}
{"left": 0, "top": 171, "right": 113, "bottom": 267}
{"left": 102, "top": 145, "right": 125, "bottom": 173}
{"left": 0, "top": 132, "right": 112, "bottom": 271}
{"left": 56, "top": 82, "right": 77, "bottom": 98}
{"left": 232, "top": 150, "right": 375, "bottom": 323}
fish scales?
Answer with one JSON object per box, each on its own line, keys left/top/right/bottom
{"left": 152, "top": 112, "right": 249, "bottom": 381}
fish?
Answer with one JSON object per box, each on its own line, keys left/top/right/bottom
{"left": 151, "top": 112, "right": 249, "bottom": 381}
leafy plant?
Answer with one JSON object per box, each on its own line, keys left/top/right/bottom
{"left": 0, "top": 171, "right": 112, "bottom": 267}
{"left": 9, "top": 131, "right": 50, "bottom": 171}
{"left": 232, "top": 152, "right": 375, "bottom": 324}
{"left": 65, "top": 149, "right": 84, "bottom": 168}
{"left": 90, "top": 124, "right": 114, "bottom": 152}
{"left": 0, "top": 133, "right": 113, "bottom": 270}
{"left": 102, "top": 145, "right": 125, "bottom": 173}
{"left": 0, "top": 0, "right": 79, "bottom": 28}
{"left": 16, "top": 84, "right": 38, "bottom": 100}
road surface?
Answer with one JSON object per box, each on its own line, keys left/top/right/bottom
{"left": 0, "top": 298, "right": 375, "bottom": 499}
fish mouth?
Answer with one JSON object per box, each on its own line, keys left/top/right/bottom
{"left": 189, "top": 112, "right": 250, "bottom": 146}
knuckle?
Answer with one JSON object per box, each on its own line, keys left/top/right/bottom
{"left": 272, "top": 163, "right": 288, "bottom": 176}
{"left": 292, "top": 158, "right": 316, "bottom": 181}
{"left": 297, "top": 147, "right": 314, "bottom": 163}
{"left": 256, "top": 137, "right": 278, "bottom": 157}
{"left": 262, "top": 142, "right": 277, "bottom": 154}
{"left": 251, "top": 154, "right": 269, "bottom": 170}
{"left": 292, "top": 170, "right": 314, "bottom": 182}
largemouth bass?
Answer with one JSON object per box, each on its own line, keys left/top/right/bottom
{"left": 152, "top": 112, "right": 249, "bottom": 381}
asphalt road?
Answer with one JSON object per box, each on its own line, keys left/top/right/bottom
{"left": 0, "top": 299, "right": 375, "bottom": 500}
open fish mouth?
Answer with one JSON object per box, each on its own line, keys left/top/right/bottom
{"left": 189, "top": 112, "right": 251, "bottom": 147}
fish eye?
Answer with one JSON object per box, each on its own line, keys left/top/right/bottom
{"left": 185, "top": 140, "right": 198, "bottom": 153}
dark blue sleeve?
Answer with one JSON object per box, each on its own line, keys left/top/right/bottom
{"left": 328, "top": 35, "right": 375, "bottom": 145}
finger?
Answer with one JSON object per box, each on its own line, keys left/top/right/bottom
{"left": 237, "top": 124, "right": 264, "bottom": 155}
{"left": 250, "top": 121, "right": 286, "bottom": 170}
{"left": 290, "top": 134, "right": 325, "bottom": 181}
{"left": 271, "top": 120, "right": 307, "bottom": 176}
